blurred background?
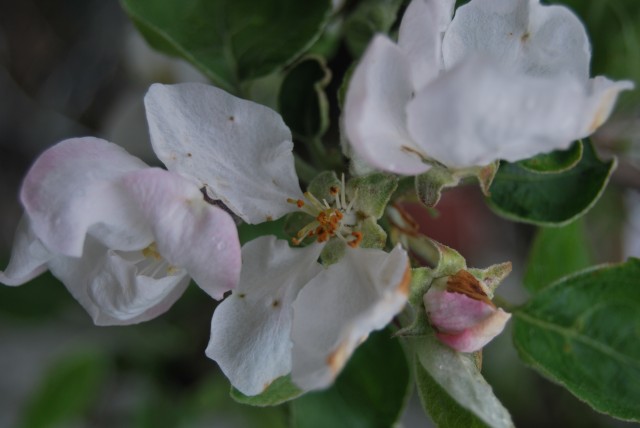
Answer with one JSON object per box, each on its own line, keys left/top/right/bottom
{"left": 0, "top": 0, "right": 639, "bottom": 427}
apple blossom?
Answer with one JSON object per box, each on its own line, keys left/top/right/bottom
{"left": 0, "top": 137, "right": 241, "bottom": 325}
{"left": 144, "top": 83, "right": 411, "bottom": 394}
{"left": 424, "top": 270, "right": 511, "bottom": 353}
{"left": 344, "top": 0, "right": 634, "bottom": 174}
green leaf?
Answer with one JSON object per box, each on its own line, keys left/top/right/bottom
{"left": 523, "top": 218, "right": 591, "bottom": 293}
{"left": 230, "top": 375, "right": 303, "bottom": 407}
{"left": 20, "top": 351, "right": 109, "bottom": 428}
{"left": 344, "top": 0, "right": 404, "bottom": 57}
{"left": 121, "top": 0, "right": 332, "bottom": 92}
{"left": 410, "top": 333, "right": 514, "bottom": 428}
{"left": 488, "top": 140, "right": 615, "bottom": 226}
{"left": 238, "top": 217, "right": 287, "bottom": 245}
{"left": 279, "top": 56, "right": 331, "bottom": 139}
{"left": 414, "top": 360, "right": 489, "bottom": 428}
{"left": 513, "top": 259, "right": 640, "bottom": 421}
{"left": 518, "top": 141, "right": 584, "bottom": 173}
{"left": 291, "top": 329, "right": 410, "bottom": 428}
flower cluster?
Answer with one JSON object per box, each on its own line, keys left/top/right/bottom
{"left": 0, "top": 0, "right": 632, "bottom": 400}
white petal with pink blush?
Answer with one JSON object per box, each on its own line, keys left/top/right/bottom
{"left": 1, "top": 137, "right": 241, "bottom": 325}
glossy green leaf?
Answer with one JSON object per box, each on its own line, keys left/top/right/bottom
{"left": 518, "top": 141, "right": 583, "bottom": 174}
{"left": 231, "top": 375, "right": 303, "bottom": 407}
{"left": 290, "top": 329, "right": 410, "bottom": 428}
{"left": 488, "top": 140, "right": 615, "bottom": 226}
{"left": 523, "top": 218, "right": 591, "bottom": 293}
{"left": 279, "top": 57, "right": 331, "bottom": 139}
{"left": 411, "top": 333, "right": 514, "bottom": 428}
{"left": 513, "top": 259, "right": 640, "bottom": 421}
{"left": 20, "top": 351, "right": 109, "bottom": 428}
{"left": 344, "top": 0, "right": 404, "bottom": 57}
{"left": 121, "top": 0, "right": 332, "bottom": 92}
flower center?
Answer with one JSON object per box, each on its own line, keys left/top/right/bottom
{"left": 287, "top": 176, "right": 362, "bottom": 248}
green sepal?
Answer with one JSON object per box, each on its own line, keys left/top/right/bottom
{"left": 230, "top": 375, "right": 303, "bottom": 407}
{"left": 347, "top": 173, "right": 398, "bottom": 219}
{"left": 279, "top": 56, "right": 332, "bottom": 139}
{"left": 308, "top": 170, "right": 341, "bottom": 204}
{"left": 415, "top": 161, "right": 499, "bottom": 208}
{"left": 357, "top": 217, "right": 387, "bottom": 250}
{"left": 319, "top": 239, "right": 346, "bottom": 266}
{"left": 467, "top": 262, "right": 513, "bottom": 299}
{"left": 415, "top": 166, "right": 460, "bottom": 208}
{"left": 518, "top": 141, "right": 584, "bottom": 174}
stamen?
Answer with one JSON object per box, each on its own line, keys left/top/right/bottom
{"left": 288, "top": 174, "right": 361, "bottom": 247}
{"left": 348, "top": 231, "right": 363, "bottom": 248}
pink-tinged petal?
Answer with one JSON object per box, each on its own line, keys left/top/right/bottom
{"left": 436, "top": 308, "right": 511, "bottom": 353}
{"left": 21, "top": 137, "right": 151, "bottom": 257}
{"left": 406, "top": 57, "right": 622, "bottom": 168}
{"left": 144, "top": 83, "right": 303, "bottom": 224}
{"left": 398, "top": 0, "right": 455, "bottom": 88}
{"left": 206, "top": 237, "right": 323, "bottom": 396}
{"left": 344, "top": 35, "right": 430, "bottom": 175}
{"left": 121, "top": 168, "right": 241, "bottom": 300}
{"left": 0, "top": 216, "right": 51, "bottom": 286}
{"left": 424, "top": 289, "right": 495, "bottom": 333}
{"left": 443, "top": 0, "right": 590, "bottom": 82}
{"left": 48, "top": 236, "right": 190, "bottom": 326}
{"left": 291, "top": 246, "right": 410, "bottom": 391}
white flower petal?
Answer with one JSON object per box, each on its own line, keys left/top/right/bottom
{"left": 0, "top": 216, "right": 51, "bottom": 286}
{"left": 344, "top": 35, "right": 430, "bottom": 175}
{"left": 579, "top": 76, "right": 635, "bottom": 136}
{"left": 206, "top": 237, "right": 323, "bottom": 396}
{"left": 21, "top": 137, "right": 151, "bottom": 257}
{"left": 144, "top": 83, "right": 303, "bottom": 224}
{"left": 398, "top": 0, "right": 455, "bottom": 88}
{"left": 49, "top": 236, "right": 190, "bottom": 326}
{"left": 443, "top": 0, "right": 590, "bottom": 82}
{"left": 121, "top": 169, "right": 241, "bottom": 300}
{"left": 406, "top": 57, "right": 614, "bottom": 168}
{"left": 291, "top": 246, "right": 410, "bottom": 391}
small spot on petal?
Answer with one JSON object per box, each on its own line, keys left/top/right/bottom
{"left": 238, "top": 293, "right": 246, "bottom": 298}
{"left": 187, "top": 152, "right": 192, "bottom": 157}
{"left": 520, "top": 32, "right": 530, "bottom": 43}
{"left": 228, "top": 115, "right": 235, "bottom": 122}
{"left": 396, "top": 264, "right": 412, "bottom": 295}
{"left": 272, "top": 299, "right": 280, "bottom": 308}
{"left": 266, "top": 215, "right": 273, "bottom": 221}
{"left": 326, "top": 340, "right": 351, "bottom": 375}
